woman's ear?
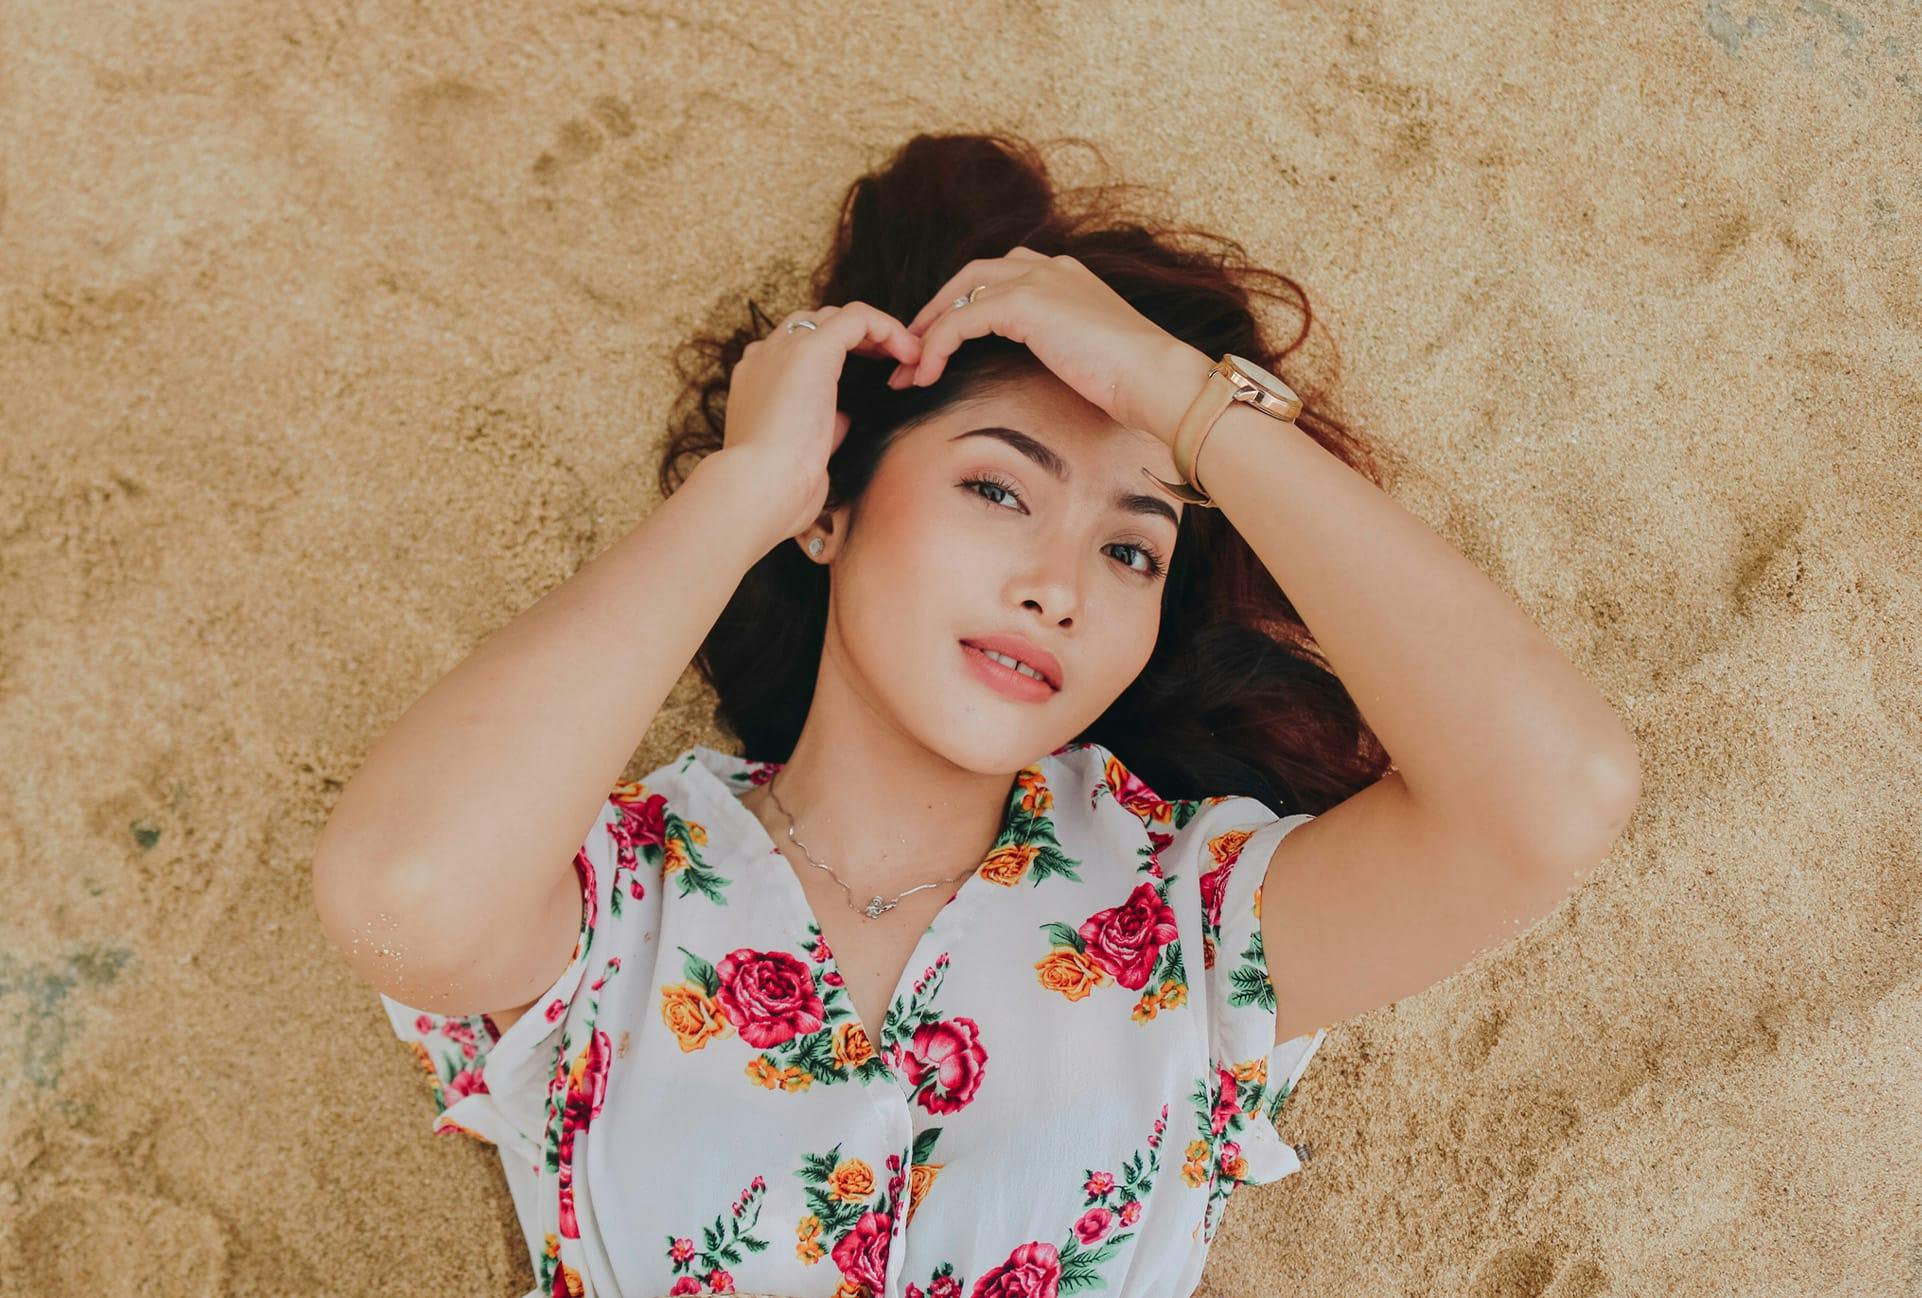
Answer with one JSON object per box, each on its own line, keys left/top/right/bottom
{"left": 799, "top": 500, "right": 854, "bottom": 562}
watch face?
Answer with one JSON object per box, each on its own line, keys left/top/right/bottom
{"left": 1225, "top": 353, "right": 1293, "bottom": 398}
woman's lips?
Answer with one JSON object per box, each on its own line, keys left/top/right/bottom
{"left": 959, "top": 641, "right": 1058, "bottom": 702}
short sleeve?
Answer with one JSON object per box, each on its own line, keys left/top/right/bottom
{"left": 1182, "top": 795, "right": 1330, "bottom": 1187}
{"left": 378, "top": 795, "right": 623, "bottom": 1165}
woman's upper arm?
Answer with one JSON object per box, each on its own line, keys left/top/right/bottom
{"left": 1260, "top": 770, "right": 1592, "bottom": 1045}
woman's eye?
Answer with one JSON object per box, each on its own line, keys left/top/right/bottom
{"left": 1109, "top": 542, "right": 1167, "bottom": 579}
{"left": 961, "top": 475, "right": 1024, "bottom": 510}
{"left": 961, "top": 476, "right": 1166, "bottom": 579}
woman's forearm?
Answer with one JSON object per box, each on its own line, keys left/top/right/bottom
{"left": 313, "top": 448, "right": 783, "bottom": 980}
{"left": 1143, "top": 344, "right": 1641, "bottom": 868}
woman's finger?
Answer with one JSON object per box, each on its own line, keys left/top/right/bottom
{"left": 801, "top": 300, "right": 923, "bottom": 365}
{"left": 907, "top": 273, "right": 1041, "bottom": 387}
{"left": 905, "top": 246, "right": 1050, "bottom": 339}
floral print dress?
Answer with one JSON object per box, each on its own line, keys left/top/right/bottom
{"left": 380, "top": 739, "right": 1330, "bottom": 1298}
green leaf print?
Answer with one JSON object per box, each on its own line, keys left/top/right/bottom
{"left": 1040, "top": 920, "right": 1085, "bottom": 952}
{"left": 675, "top": 946, "right": 719, "bottom": 997}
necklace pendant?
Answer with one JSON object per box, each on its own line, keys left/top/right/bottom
{"left": 864, "top": 896, "right": 895, "bottom": 919}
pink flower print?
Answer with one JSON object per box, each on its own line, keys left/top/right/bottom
{"left": 413, "top": 1013, "right": 434, "bottom": 1034}
{"left": 1210, "top": 1063, "right": 1241, "bottom": 1136}
{"left": 1078, "top": 881, "right": 1179, "bottom": 991}
{"left": 929, "top": 1277, "right": 962, "bottom": 1298}
{"left": 972, "top": 1240, "right": 1062, "bottom": 1298}
{"left": 544, "top": 997, "right": 567, "bottom": 1024}
{"left": 899, "top": 1017, "right": 988, "bottom": 1115}
{"left": 1218, "top": 1140, "right": 1242, "bottom": 1171}
{"left": 825, "top": 970, "right": 844, "bottom": 987}
{"left": 1119, "top": 1199, "right": 1142, "bottom": 1226}
{"left": 669, "top": 1238, "right": 695, "bottom": 1264}
{"left": 812, "top": 934, "right": 832, "bottom": 963}
{"left": 667, "top": 1279, "right": 700, "bottom": 1296}
{"left": 714, "top": 948, "right": 828, "bottom": 1049}
{"left": 830, "top": 1211, "right": 894, "bottom": 1292}
{"left": 444, "top": 1066, "right": 488, "bottom": 1103}
{"left": 706, "top": 1266, "right": 734, "bottom": 1292}
{"left": 1072, "top": 1206, "right": 1114, "bottom": 1244}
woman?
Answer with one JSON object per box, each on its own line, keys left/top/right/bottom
{"left": 314, "top": 132, "right": 1640, "bottom": 1298}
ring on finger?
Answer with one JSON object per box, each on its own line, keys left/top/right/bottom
{"left": 950, "top": 283, "right": 989, "bottom": 310}
{"left": 785, "top": 318, "right": 819, "bottom": 333}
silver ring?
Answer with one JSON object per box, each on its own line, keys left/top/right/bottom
{"left": 785, "top": 319, "right": 819, "bottom": 333}
{"left": 952, "top": 283, "right": 988, "bottom": 310}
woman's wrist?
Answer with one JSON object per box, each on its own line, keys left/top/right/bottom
{"left": 1130, "top": 341, "right": 1217, "bottom": 453}
{"left": 689, "top": 448, "right": 815, "bottom": 558}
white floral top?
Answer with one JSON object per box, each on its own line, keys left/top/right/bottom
{"left": 381, "top": 739, "right": 1330, "bottom": 1298}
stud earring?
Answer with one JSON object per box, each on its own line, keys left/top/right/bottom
{"left": 807, "top": 537, "right": 824, "bottom": 558}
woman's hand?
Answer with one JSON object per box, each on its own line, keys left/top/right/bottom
{"left": 722, "top": 301, "right": 925, "bottom": 543}
{"left": 890, "top": 246, "right": 1202, "bottom": 446}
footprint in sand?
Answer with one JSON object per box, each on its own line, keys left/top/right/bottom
{"left": 531, "top": 95, "right": 638, "bottom": 184}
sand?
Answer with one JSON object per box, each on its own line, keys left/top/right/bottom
{"left": 2, "top": 1, "right": 1917, "bottom": 1293}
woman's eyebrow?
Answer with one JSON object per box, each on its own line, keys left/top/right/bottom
{"left": 948, "top": 426, "right": 1180, "bottom": 527}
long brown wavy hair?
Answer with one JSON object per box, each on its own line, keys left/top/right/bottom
{"left": 657, "top": 131, "right": 1393, "bottom": 815}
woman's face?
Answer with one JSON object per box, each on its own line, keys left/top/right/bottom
{"left": 813, "top": 368, "right": 1188, "bottom": 772}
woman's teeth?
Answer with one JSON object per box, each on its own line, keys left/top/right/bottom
{"left": 980, "top": 648, "right": 1049, "bottom": 683}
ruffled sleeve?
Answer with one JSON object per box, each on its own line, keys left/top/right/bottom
{"left": 1180, "top": 794, "right": 1329, "bottom": 1187}
{"left": 378, "top": 795, "right": 623, "bottom": 1168}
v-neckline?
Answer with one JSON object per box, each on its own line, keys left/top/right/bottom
{"left": 685, "top": 745, "right": 1037, "bottom": 1082}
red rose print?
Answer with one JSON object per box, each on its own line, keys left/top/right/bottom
{"left": 900, "top": 1017, "right": 988, "bottom": 1114}
{"left": 610, "top": 791, "right": 667, "bottom": 861}
{"left": 713, "top": 948, "right": 828, "bottom": 1049}
{"left": 1210, "top": 1062, "right": 1241, "bottom": 1135}
{"left": 1077, "top": 882, "right": 1179, "bottom": 991}
{"left": 970, "top": 1240, "right": 1061, "bottom": 1298}
{"left": 557, "top": 1028, "right": 615, "bottom": 1239}
{"left": 1102, "top": 755, "right": 1174, "bottom": 823}
{"left": 573, "top": 846, "right": 599, "bottom": 941}
{"left": 667, "top": 1279, "right": 700, "bottom": 1296}
{"left": 1198, "top": 860, "right": 1231, "bottom": 930}
{"left": 830, "top": 1210, "right": 893, "bottom": 1291}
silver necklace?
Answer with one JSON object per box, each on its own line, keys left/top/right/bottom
{"left": 765, "top": 769, "right": 979, "bottom": 920}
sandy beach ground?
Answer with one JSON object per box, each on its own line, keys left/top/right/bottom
{"left": 1, "top": 2, "right": 1916, "bottom": 1293}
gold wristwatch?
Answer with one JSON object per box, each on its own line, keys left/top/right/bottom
{"left": 1141, "top": 353, "right": 1302, "bottom": 508}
